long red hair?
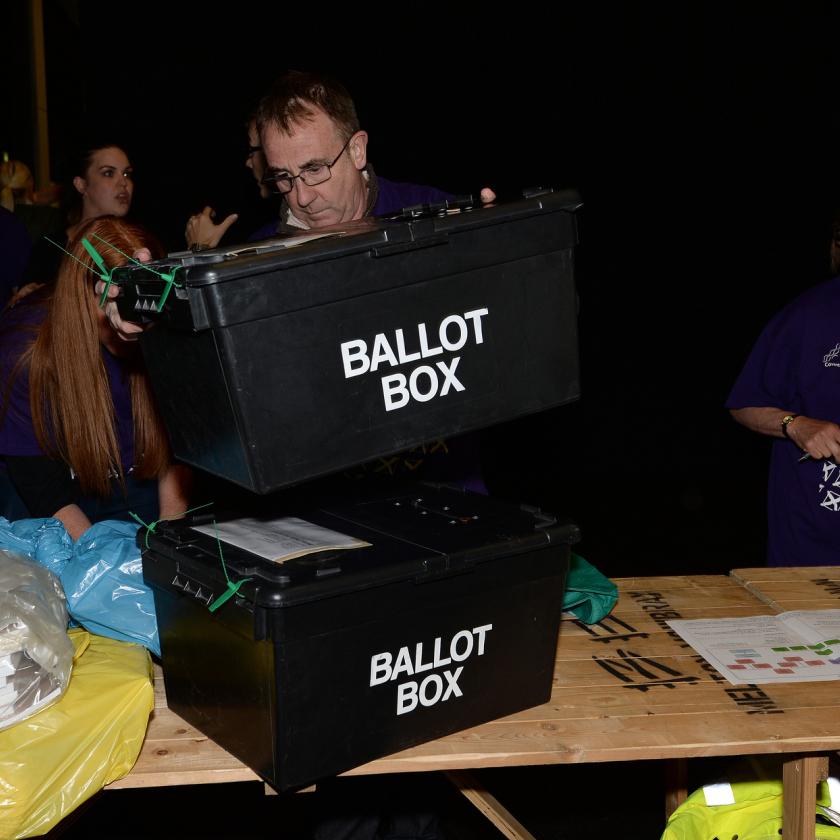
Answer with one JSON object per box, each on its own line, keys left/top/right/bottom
{"left": 25, "top": 216, "right": 170, "bottom": 498}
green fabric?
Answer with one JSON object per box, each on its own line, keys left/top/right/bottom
{"left": 562, "top": 553, "right": 618, "bottom": 624}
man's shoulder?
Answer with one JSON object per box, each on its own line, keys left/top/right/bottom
{"left": 790, "top": 275, "right": 840, "bottom": 309}
{"left": 763, "top": 275, "right": 840, "bottom": 331}
{"left": 373, "top": 176, "right": 453, "bottom": 217}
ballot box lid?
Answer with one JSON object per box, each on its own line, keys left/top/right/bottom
{"left": 111, "top": 189, "right": 581, "bottom": 329}
{"left": 141, "top": 484, "right": 580, "bottom": 609}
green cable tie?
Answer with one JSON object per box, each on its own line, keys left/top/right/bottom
{"left": 81, "top": 238, "right": 118, "bottom": 308}
{"left": 45, "top": 236, "right": 110, "bottom": 295}
{"left": 207, "top": 520, "right": 251, "bottom": 613}
{"left": 208, "top": 578, "right": 250, "bottom": 613}
{"left": 129, "top": 511, "right": 157, "bottom": 548}
{"left": 128, "top": 501, "right": 215, "bottom": 548}
{"left": 155, "top": 265, "right": 182, "bottom": 311}
{"left": 91, "top": 232, "right": 183, "bottom": 312}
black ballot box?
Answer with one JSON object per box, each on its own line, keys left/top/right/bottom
{"left": 141, "top": 483, "right": 579, "bottom": 791}
{"left": 111, "top": 190, "right": 582, "bottom": 493}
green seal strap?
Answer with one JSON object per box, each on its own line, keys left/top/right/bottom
{"left": 208, "top": 521, "right": 252, "bottom": 613}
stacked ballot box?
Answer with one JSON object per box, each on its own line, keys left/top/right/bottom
{"left": 141, "top": 483, "right": 578, "bottom": 790}
{"left": 111, "top": 190, "right": 581, "bottom": 493}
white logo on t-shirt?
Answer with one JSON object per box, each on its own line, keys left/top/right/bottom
{"left": 824, "top": 343, "right": 840, "bottom": 367}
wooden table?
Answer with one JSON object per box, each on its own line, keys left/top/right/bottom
{"left": 107, "top": 573, "right": 840, "bottom": 840}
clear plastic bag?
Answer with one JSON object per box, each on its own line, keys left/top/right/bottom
{"left": 0, "top": 550, "right": 74, "bottom": 731}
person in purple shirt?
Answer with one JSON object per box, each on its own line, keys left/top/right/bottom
{"left": 183, "top": 71, "right": 494, "bottom": 249}
{"left": 0, "top": 216, "right": 192, "bottom": 538}
{"left": 102, "top": 72, "right": 493, "bottom": 493}
{"left": 727, "top": 276, "right": 840, "bottom": 565}
{"left": 252, "top": 70, "right": 491, "bottom": 493}
{"left": 256, "top": 70, "right": 494, "bottom": 234}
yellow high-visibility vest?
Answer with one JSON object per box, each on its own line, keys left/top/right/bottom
{"left": 662, "top": 762, "right": 840, "bottom": 840}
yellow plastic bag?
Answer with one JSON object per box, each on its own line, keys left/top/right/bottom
{"left": 0, "top": 629, "right": 153, "bottom": 839}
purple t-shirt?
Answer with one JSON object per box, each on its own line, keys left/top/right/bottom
{"left": 726, "top": 276, "right": 840, "bottom": 566}
{"left": 0, "top": 208, "right": 32, "bottom": 306}
{"left": 0, "top": 298, "right": 135, "bottom": 471}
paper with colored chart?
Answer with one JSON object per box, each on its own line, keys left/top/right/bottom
{"left": 667, "top": 609, "right": 840, "bottom": 684}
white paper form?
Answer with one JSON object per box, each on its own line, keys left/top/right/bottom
{"left": 223, "top": 230, "right": 342, "bottom": 256}
{"left": 190, "top": 517, "right": 370, "bottom": 564}
{"left": 668, "top": 609, "right": 840, "bottom": 685}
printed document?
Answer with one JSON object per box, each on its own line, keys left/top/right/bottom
{"left": 191, "top": 517, "right": 370, "bottom": 563}
{"left": 668, "top": 609, "right": 840, "bottom": 684}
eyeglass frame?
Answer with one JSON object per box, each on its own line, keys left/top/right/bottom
{"left": 260, "top": 134, "right": 354, "bottom": 194}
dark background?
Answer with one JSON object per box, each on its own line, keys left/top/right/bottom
{"left": 4, "top": 1, "right": 840, "bottom": 576}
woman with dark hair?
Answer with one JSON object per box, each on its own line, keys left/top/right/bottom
{"left": 21, "top": 142, "right": 134, "bottom": 288}
{"left": 0, "top": 216, "right": 191, "bottom": 538}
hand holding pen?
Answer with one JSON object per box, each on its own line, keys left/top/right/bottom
{"left": 787, "top": 415, "right": 840, "bottom": 464}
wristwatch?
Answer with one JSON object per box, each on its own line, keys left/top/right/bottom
{"left": 781, "top": 414, "right": 799, "bottom": 438}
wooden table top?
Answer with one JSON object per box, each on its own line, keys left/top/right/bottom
{"left": 109, "top": 572, "right": 840, "bottom": 790}
{"left": 731, "top": 565, "right": 840, "bottom": 612}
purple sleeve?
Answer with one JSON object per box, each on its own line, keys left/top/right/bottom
{"left": 725, "top": 303, "right": 802, "bottom": 411}
{"left": 0, "top": 209, "right": 32, "bottom": 305}
{"left": 373, "top": 178, "right": 454, "bottom": 217}
{"left": 247, "top": 219, "right": 281, "bottom": 242}
{"left": 0, "top": 306, "right": 45, "bottom": 457}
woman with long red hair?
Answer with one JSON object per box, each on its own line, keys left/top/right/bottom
{"left": 0, "top": 216, "right": 190, "bottom": 538}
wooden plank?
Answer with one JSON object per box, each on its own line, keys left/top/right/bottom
{"left": 782, "top": 754, "right": 828, "bottom": 840}
{"left": 560, "top": 598, "right": 775, "bottom": 644}
{"left": 732, "top": 567, "right": 840, "bottom": 585}
{"left": 731, "top": 567, "right": 840, "bottom": 612}
{"left": 616, "top": 586, "right": 762, "bottom": 612}
{"left": 152, "top": 663, "right": 167, "bottom": 707}
{"left": 614, "top": 575, "right": 743, "bottom": 590}
{"left": 107, "top": 732, "right": 260, "bottom": 789}
{"left": 734, "top": 582, "right": 840, "bottom": 602}
{"left": 136, "top": 707, "right": 207, "bottom": 741}
{"left": 663, "top": 759, "right": 687, "bottom": 820}
{"left": 446, "top": 771, "right": 537, "bottom": 840}
{"left": 346, "top": 705, "right": 840, "bottom": 775}
{"left": 524, "top": 681, "right": 840, "bottom": 722}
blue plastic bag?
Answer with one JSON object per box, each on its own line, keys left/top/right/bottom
{"left": 65, "top": 520, "right": 159, "bottom": 656}
{"left": 0, "top": 517, "right": 74, "bottom": 578}
{"left": 0, "top": 517, "right": 159, "bottom": 657}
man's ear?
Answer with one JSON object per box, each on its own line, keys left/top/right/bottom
{"left": 72, "top": 175, "right": 86, "bottom": 196}
{"left": 349, "top": 131, "right": 368, "bottom": 170}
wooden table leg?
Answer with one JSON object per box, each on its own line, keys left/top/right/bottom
{"left": 445, "top": 770, "right": 537, "bottom": 840}
{"left": 782, "top": 754, "right": 828, "bottom": 840}
{"left": 664, "top": 758, "right": 688, "bottom": 821}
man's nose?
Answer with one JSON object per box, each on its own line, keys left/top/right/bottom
{"left": 293, "top": 178, "right": 317, "bottom": 206}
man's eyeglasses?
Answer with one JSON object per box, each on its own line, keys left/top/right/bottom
{"left": 261, "top": 135, "right": 352, "bottom": 194}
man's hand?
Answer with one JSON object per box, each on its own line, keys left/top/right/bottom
{"left": 731, "top": 407, "right": 840, "bottom": 462}
{"left": 94, "top": 247, "right": 152, "bottom": 342}
{"left": 185, "top": 206, "right": 238, "bottom": 250}
{"left": 786, "top": 416, "right": 840, "bottom": 462}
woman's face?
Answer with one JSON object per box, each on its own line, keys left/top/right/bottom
{"left": 73, "top": 147, "right": 134, "bottom": 220}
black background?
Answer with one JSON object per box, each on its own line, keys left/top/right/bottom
{"left": 4, "top": 1, "right": 840, "bottom": 575}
